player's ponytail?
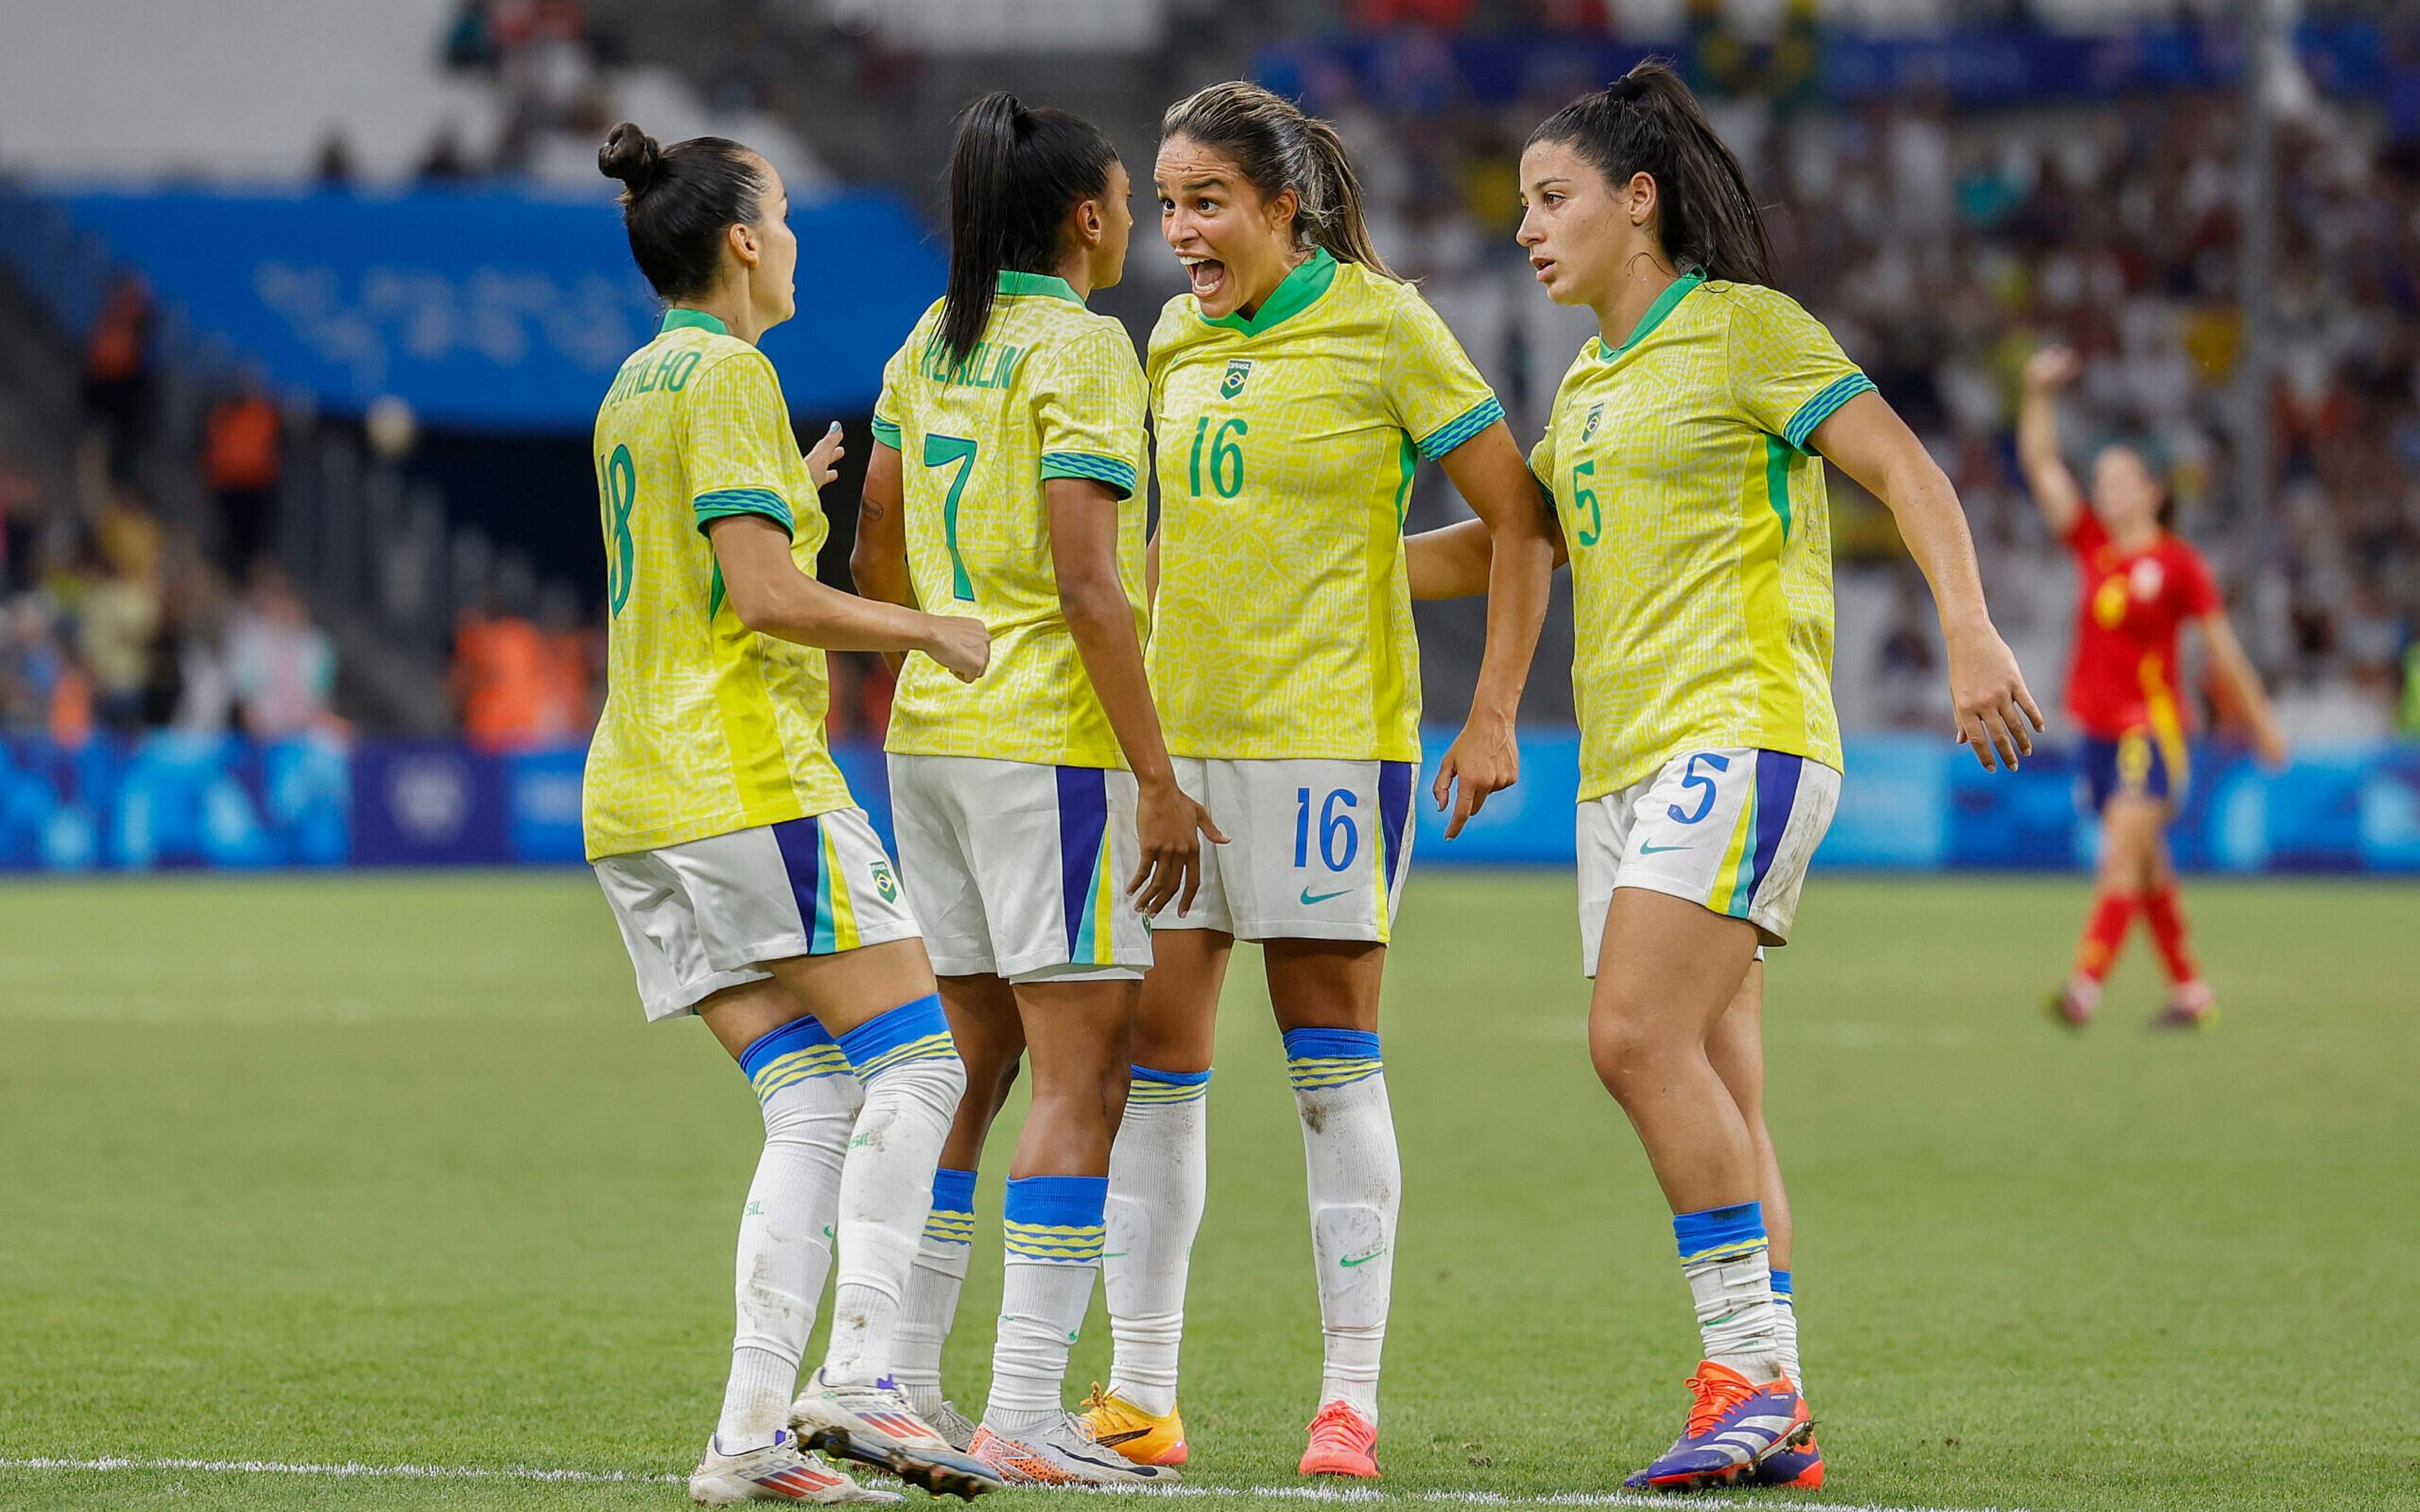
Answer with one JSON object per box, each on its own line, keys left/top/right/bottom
{"left": 1162, "top": 81, "right": 1401, "bottom": 282}
{"left": 1528, "top": 60, "right": 1774, "bottom": 287}
{"left": 938, "top": 92, "right": 1120, "bottom": 368}
{"left": 599, "top": 122, "right": 770, "bottom": 302}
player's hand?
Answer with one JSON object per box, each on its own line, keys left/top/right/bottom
{"left": 923, "top": 614, "right": 990, "bottom": 682}
{"left": 1434, "top": 707, "right": 1519, "bottom": 840}
{"left": 1127, "top": 774, "right": 1230, "bottom": 919}
{"left": 2254, "top": 720, "right": 2291, "bottom": 772}
{"left": 2023, "top": 345, "right": 2080, "bottom": 393}
{"left": 805, "top": 421, "right": 845, "bottom": 489}
{"left": 1944, "top": 619, "right": 2045, "bottom": 772}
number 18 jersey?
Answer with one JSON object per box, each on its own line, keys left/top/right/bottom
{"left": 582, "top": 309, "right": 851, "bottom": 861}
{"left": 873, "top": 272, "right": 1151, "bottom": 769}
{"left": 1147, "top": 251, "right": 1504, "bottom": 764}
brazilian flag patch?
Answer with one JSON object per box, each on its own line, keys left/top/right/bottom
{"left": 1220, "top": 358, "right": 1253, "bottom": 399}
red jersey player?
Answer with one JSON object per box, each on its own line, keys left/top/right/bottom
{"left": 2018, "top": 347, "right": 2286, "bottom": 1030}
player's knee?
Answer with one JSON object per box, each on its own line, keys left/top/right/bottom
{"left": 1587, "top": 1002, "right": 1676, "bottom": 1101}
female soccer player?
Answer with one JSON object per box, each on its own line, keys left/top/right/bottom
{"left": 849, "top": 93, "right": 1220, "bottom": 1487}
{"left": 1412, "top": 62, "right": 2040, "bottom": 1491}
{"left": 1078, "top": 81, "right": 1557, "bottom": 1481}
{"left": 585, "top": 122, "right": 1001, "bottom": 1505}
{"left": 2020, "top": 346, "right": 2285, "bottom": 1030}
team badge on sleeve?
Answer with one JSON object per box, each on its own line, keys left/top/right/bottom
{"left": 1221, "top": 358, "right": 1253, "bottom": 399}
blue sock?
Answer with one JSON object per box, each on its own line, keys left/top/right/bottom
{"left": 1281, "top": 1027, "right": 1383, "bottom": 1090}
{"left": 737, "top": 1016, "right": 853, "bottom": 1101}
{"left": 990, "top": 1174, "right": 1110, "bottom": 1431}
{"left": 834, "top": 993, "right": 954, "bottom": 1084}
{"left": 926, "top": 1166, "right": 977, "bottom": 1246}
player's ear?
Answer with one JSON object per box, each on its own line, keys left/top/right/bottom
{"left": 1265, "top": 183, "right": 1298, "bottom": 239}
{"left": 1625, "top": 171, "right": 1657, "bottom": 229}
{"left": 727, "top": 219, "right": 760, "bottom": 268}
{"left": 1074, "top": 196, "right": 1104, "bottom": 248}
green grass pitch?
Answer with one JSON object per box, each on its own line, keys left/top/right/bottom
{"left": 2, "top": 869, "right": 2414, "bottom": 1512}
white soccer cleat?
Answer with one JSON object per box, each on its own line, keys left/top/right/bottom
{"left": 969, "top": 1412, "right": 1184, "bottom": 1486}
{"left": 926, "top": 1398, "right": 979, "bottom": 1454}
{"left": 790, "top": 1370, "right": 1004, "bottom": 1499}
{"left": 689, "top": 1429, "right": 903, "bottom": 1505}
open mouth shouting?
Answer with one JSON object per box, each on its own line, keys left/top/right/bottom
{"left": 1180, "top": 255, "right": 1228, "bottom": 303}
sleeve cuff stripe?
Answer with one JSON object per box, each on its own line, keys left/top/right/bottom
{"left": 870, "top": 415, "right": 902, "bottom": 447}
{"left": 1415, "top": 396, "right": 1506, "bottom": 461}
{"left": 1783, "top": 374, "right": 1876, "bottom": 450}
{"left": 1040, "top": 452, "right": 1138, "bottom": 495}
{"left": 693, "top": 487, "right": 793, "bottom": 534}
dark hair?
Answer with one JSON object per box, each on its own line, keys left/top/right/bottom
{"left": 599, "top": 122, "right": 770, "bottom": 302}
{"left": 1161, "top": 81, "right": 1398, "bottom": 281}
{"left": 938, "top": 93, "right": 1120, "bottom": 367}
{"left": 1527, "top": 60, "right": 1773, "bottom": 287}
{"left": 2099, "top": 438, "right": 2179, "bottom": 529}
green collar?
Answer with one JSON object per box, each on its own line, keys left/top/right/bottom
{"left": 1200, "top": 248, "right": 1337, "bottom": 336}
{"left": 1599, "top": 270, "right": 1703, "bottom": 360}
{"left": 997, "top": 270, "right": 1086, "bottom": 306}
{"left": 660, "top": 307, "right": 729, "bottom": 336}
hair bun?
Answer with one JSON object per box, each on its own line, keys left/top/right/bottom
{"left": 599, "top": 122, "right": 662, "bottom": 192}
{"left": 1608, "top": 75, "right": 1649, "bottom": 103}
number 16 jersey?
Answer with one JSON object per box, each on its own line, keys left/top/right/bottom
{"left": 1147, "top": 250, "right": 1504, "bottom": 764}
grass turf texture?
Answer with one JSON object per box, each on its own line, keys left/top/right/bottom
{"left": 2, "top": 871, "right": 2414, "bottom": 1512}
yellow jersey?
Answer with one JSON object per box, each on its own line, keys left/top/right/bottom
{"left": 1528, "top": 274, "right": 1872, "bottom": 800}
{"left": 1148, "top": 250, "right": 1502, "bottom": 763}
{"left": 582, "top": 308, "right": 853, "bottom": 861}
{"left": 872, "top": 272, "right": 1150, "bottom": 768}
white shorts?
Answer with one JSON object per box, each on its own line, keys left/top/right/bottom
{"left": 1577, "top": 748, "right": 1840, "bottom": 976}
{"left": 593, "top": 808, "right": 924, "bottom": 1021}
{"left": 1156, "top": 756, "right": 1417, "bottom": 944}
{"left": 887, "top": 753, "right": 1152, "bottom": 982}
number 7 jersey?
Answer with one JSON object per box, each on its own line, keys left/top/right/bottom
{"left": 582, "top": 309, "right": 852, "bottom": 861}
{"left": 1147, "top": 250, "right": 1504, "bottom": 763}
{"left": 873, "top": 272, "right": 1151, "bottom": 768}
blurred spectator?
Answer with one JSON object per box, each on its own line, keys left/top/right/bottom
{"left": 452, "top": 592, "right": 591, "bottom": 751}
{"left": 441, "top": 0, "right": 501, "bottom": 72}
{"left": 313, "top": 130, "right": 357, "bottom": 189}
{"left": 417, "top": 123, "right": 478, "bottom": 183}
{"left": 227, "top": 566, "right": 336, "bottom": 738}
{"left": 201, "top": 380, "right": 282, "bottom": 575}
{"left": 80, "top": 275, "right": 152, "bottom": 486}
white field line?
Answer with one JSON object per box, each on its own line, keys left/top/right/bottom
{"left": 0, "top": 1456, "right": 2043, "bottom": 1511}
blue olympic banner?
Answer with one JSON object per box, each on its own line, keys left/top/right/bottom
{"left": 38, "top": 185, "right": 945, "bottom": 433}
{"left": 3, "top": 733, "right": 2417, "bottom": 875}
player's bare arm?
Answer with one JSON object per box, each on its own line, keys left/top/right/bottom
{"left": 1812, "top": 390, "right": 2043, "bottom": 771}
{"left": 1431, "top": 422, "right": 1556, "bottom": 839}
{"left": 2199, "top": 610, "right": 2290, "bottom": 768}
{"left": 2017, "top": 345, "right": 2085, "bottom": 537}
{"left": 848, "top": 436, "right": 919, "bottom": 676}
{"left": 1046, "top": 476, "right": 1227, "bottom": 917}
{"left": 709, "top": 513, "right": 988, "bottom": 680}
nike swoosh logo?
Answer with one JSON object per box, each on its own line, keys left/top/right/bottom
{"left": 1339, "top": 1249, "right": 1387, "bottom": 1268}
{"left": 1636, "top": 841, "right": 1693, "bottom": 855}
{"left": 1093, "top": 1428, "right": 1155, "bottom": 1448}
{"left": 1100, "top": 1251, "right": 1129, "bottom": 1259}
{"left": 1299, "top": 887, "right": 1351, "bottom": 905}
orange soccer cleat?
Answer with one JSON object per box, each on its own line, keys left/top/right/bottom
{"left": 1298, "top": 1400, "right": 1380, "bottom": 1479}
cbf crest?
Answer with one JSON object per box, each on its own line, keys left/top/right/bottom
{"left": 1581, "top": 402, "right": 1605, "bottom": 443}
{"left": 1220, "top": 358, "right": 1253, "bottom": 399}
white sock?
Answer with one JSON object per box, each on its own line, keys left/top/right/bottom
{"left": 984, "top": 1174, "right": 1107, "bottom": 1435}
{"left": 1103, "top": 1066, "right": 1209, "bottom": 1417}
{"left": 1674, "top": 1203, "right": 1783, "bottom": 1382}
{"left": 1284, "top": 1029, "right": 1397, "bottom": 1428}
{"left": 893, "top": 1167, "right": 976, "bottom": 1417}
{"left": 717, "top": 1019, "right": 862, "bottom": 1450}
{"left": 820, "top": 995, "right": 967, "bottom": 1389}
{"left": 1771, "top": 1269, "right": 1802, "bottom": 1392}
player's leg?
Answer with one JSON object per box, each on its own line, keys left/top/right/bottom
{"left": 1266, "top": 938, "right": 1395, "bottom": 1479}
{"left": 892, "top": 975, "right": 1020, "bottom": 1440}
{"left": 1705, "top": 962, "right": 1824, "bottom": 1491}
{"left": 2136, "top": 740, "right": 2210, "bottom": 1026}
{"left": 1092, "top": 754, "right": 1234, "bottom": 1465}
{"left": 972, "top": 974, "right": 1174, "bottom": 1484}
{"left": 2058, "top": 735, "right": 2153, "bottom": 1028}
{"left": 594, "top": 840, "right": 898, "bottom": 1505}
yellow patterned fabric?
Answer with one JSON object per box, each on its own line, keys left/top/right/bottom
{"left": 582, "top": 309, "right": 853, "bottom": 861}
{"left": 873, "top": 273, "right": 1150, "bottom": 767}
{"left": 1529, "top": 275, "right": 1869, "bottom": 801}
{"left": 1148, "top": 251, "right": 1503, "bottom": 762}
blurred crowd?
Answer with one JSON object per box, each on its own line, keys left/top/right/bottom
{"left": 1288, "top": 33, "right": 2420, "bottom": 739}
{"left": 0, "top": 278, "right": 340, "bottom": 748}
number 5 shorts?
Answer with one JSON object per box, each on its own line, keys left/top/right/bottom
{"left": 1576, "top": 747, "right": 1841, "bottom": 976}
{"left": 1155, "top": 756, "right": 1417, "bottom": 944}
{"left": 592, "top": 807, "right": 924, "bottom": 1021}
{"left": 887, "top": 753, "right": 1153, "bottom": 982}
